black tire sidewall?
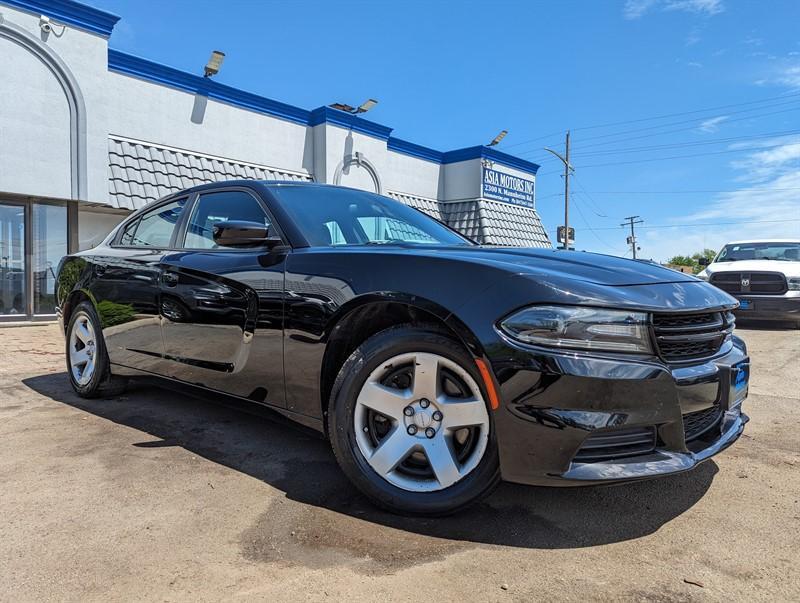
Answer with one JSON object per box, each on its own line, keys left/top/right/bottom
{"left": 66, "top": 301, "right": 112, "bottom": 397}
{"left": 329, "top": 326, "right": 500, "bottom": 515}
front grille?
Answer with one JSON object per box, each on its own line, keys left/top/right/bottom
{"left": 683, "top": 405, "right": 723, "bottom": 441}
{"left": 652, "top": 311, "right": 734, "bottom": 362}
{"left": 710, "top": 271, "right": 787, "bottom": 295}
{"left": 573, "top": 426, "right": 657, "bottom": 462}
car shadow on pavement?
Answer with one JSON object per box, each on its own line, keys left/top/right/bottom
{"left": 24, "top": 373, "right": 718, "bottom": 551}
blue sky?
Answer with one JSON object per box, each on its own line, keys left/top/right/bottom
{"left": 91, "top": 0, "right": 800, "bottom": 260}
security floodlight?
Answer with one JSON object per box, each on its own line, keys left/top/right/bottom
{"left": 204, "top": 50, "right": 225, "bottom": 78}
{"left": 329, "top": 102, "right": 356, "bottom": 112}
{"left": 488, "top": 130, "right": 508, "bottom": 146}
{"left": 329, "top": 99, "right": 378, "bottom": 114}
{"left": 355, "top": 99, "right": 378, "bottom": 114}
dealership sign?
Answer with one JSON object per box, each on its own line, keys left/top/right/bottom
{"left": 481, "top": 166, "right": 536, "bottom": 208}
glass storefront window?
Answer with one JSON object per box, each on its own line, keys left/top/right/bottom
{"left": 32, "top": 203, "right": 67, "bottom": 315}
{"left": 0, "top": 203, "right": 26, "bottom": 316}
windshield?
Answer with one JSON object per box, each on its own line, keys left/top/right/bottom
{"left": 270, "top": 186, "right": 473, "bottom": 247}
{"left": 715, "top": 242, "right": 800, "bottom": 262}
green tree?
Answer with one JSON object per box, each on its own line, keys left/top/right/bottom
{"left": 667, "top": 248, "right": 718, "bottom": 274}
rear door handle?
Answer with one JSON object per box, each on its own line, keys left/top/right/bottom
{"left": 162, "top": 272, "right": 179, "bottom": 287}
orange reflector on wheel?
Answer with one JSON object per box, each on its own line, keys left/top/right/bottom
{"left": 475, "top": 358, "right": 500, "bottom": 410}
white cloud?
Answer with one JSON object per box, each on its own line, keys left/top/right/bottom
{"left": 664, "top": 0, "right": 724, "bottom": 15}
{"left": 685, "top": 26, "right": 702, "bottom": 46}
{"left": 698, "top": 115, "right": 728, "bottom": 132}
{"left": 753, "top": 62, "right": 800, "bottom": 91}
{"left": 640, "top": 137, "right": 800, "bottom": 261}
{"left": 776, "top": 65, "right": 800, "bottom": 88}
{"left": 687, "top": 61, "right": 704, "bottom": 68}
{"left": 623, "top": 0, "right": 658, "bottom": 19}
{"left": 624, "top": 0, "right": 724, "bottom": 20}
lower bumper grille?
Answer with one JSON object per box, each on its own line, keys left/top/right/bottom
{"left": 683, "top": 405, "right": 723, "bottom": 441}
{"left": 653, "top": 311, "right": 734, "bottom": 362}
{"left": 574, "top": 426, "right": 657, "bottom": 462}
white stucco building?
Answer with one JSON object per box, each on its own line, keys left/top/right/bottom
{"left": 0, "top": 0, "right": 549, "bottom": 321}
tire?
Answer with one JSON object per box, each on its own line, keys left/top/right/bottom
{"left": 328, "top": 325, "right": 501, "bottom": 516}
{"left": 65, "top": 301, "right": 127, "bottom": 398}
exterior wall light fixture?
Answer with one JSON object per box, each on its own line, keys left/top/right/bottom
{"left": 488, "top": 130, "right": 508, "bottom": 146}
{"left": 204, "top": 51, "right": 226, "bottom": 78}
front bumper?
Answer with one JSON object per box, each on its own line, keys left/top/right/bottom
{"left": 732, "top": 292, "right": 800, "bottom": 322}
{"left": 488, "top": 335, "right": 750, "bottom": 487}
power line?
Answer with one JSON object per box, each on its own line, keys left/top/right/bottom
{"left": 523, "top": 104, "right": 800, "bottom": 163}
{"left": 563, "top": 141, "right": 799, "bottom": 170}
{"left": 570, "top": 174, "right": 614, "bottom": 219}
{"left": 547, "top": 187, "right": 800, "bottom": 194}
{"left": 503, "top": 90, "right": 800, "bottom": 152}
{"left": 589, "top": 218, "right": 800, "bottom": 231}
{"left": 569, "top": 128, "right": 800, "bottom": 158}
{"left": 570, "top": 196, "right": 627, "bottom": 253}
{"left": 572, "top": 99, "right": 800, "bottom": 145}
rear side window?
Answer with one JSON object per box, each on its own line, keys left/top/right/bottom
{"left": 119, "top": 219, "right": 139, "bottom": 245}
{"left": 119, "top": 198, "right": 186, "bottom": 247}
{"left": 183, "top": 190, "right": 273, "bottom": 249}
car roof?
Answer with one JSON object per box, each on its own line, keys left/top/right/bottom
{"left": 164, "top": 180, "right": 373, "bottom": 198}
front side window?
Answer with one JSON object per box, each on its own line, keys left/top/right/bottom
{"left": 120, "top": 198, "right": 186, "bottom": 247}
{"left": 184, "top": 190, "right": 273, "bottom": 249}
{"left": 269, "top": 186, "right": 472, "bottom": 247}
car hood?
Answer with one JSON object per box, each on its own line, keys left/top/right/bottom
{"left": 407, "top": 246, "right": 698, "bottom": 286}
{"left": 705, "top": 260, "right": 800, "bottom": 278}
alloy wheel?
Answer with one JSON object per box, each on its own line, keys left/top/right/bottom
{"left": 354, "top": 352, "right": 490, "bottom": 492}
{"left": 69, "top": 313, "right": 97, "bottom": 386}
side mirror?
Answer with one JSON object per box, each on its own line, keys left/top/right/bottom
{"left": 212, "top": 221, "right": 282, "bottom": 248}
{"left": 697, "top": 257, "right": 711, "bottom": 267}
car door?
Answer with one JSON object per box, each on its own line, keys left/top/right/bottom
{"left": 158, "top": 187, "right": 288, "bottom": 407}
{"left": 94, "top": 197, "right": 188, "bottom": 374}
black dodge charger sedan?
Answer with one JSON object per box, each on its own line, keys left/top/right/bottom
{"left": 56, "top": 181, "right": 750, "bottom": 515}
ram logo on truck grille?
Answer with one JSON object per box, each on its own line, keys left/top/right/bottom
{"left": 741, "top": 278, "right": 750, "bottom": 287}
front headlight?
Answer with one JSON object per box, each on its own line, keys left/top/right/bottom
{"left": 788, "top": 277, "right": 800, "bottom": 291}
{"left": 499, "top": 306, "right": 652, "bottom": 353}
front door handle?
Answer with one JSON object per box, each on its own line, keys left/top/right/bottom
{"left": 162, "top": 272, "right": 179, "bottom": 287}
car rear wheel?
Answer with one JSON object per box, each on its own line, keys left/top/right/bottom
{"left": 328, "top": 326, "right": 500, "bottom": 515}
{"left": 66, "top": 301, "right": 127, "bottom": 398}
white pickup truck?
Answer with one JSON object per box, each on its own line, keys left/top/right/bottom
{"left": 697, "top": 239, "right": 800, "bottom": 327}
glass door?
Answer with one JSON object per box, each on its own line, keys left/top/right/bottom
{"left": 0, "top": 202, "right": 26, "bottom": 317}
{"left": 32, "top": 203, "right": 67, "bottom": 315}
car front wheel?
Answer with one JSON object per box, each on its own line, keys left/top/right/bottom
{"left": 328, "top": 326, "right": 500, "bottom": 515}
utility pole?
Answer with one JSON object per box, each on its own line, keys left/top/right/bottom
{"left": 621, "top": 215, "right": 644, "bottom": 259}
{"left": 544, "top": 131, "right": 574, "bottom": 250}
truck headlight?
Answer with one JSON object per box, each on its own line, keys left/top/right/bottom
{"left": 696, "top": 270, "right": 709, "bottom": 281}
{"left": 499, "top": 306, "right": 652, "bottom": 353}
{"left": 788, "top": 277, "right": 800, "bottom": 291}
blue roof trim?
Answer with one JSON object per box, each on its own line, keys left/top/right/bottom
{"left": 308, "top": 106, "right": 393, "bottom": 140}
{"left": 105, "top": 50, "right": 539, "bottom": 175}
{"left": 442, "top": 146, "right": 540, "bottom": 174}
{"left": 108, "top": 50, "right": 311, "bottom": 126}
{"left": 387, "top": 137, "right": 444, "bottom": 163}
{"left": 2, "top": 0, "right": 120, "bottom": 36}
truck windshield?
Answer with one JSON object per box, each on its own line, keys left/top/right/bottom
{"left": 715, "top": 242, "right": 800, "bottom": 262}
